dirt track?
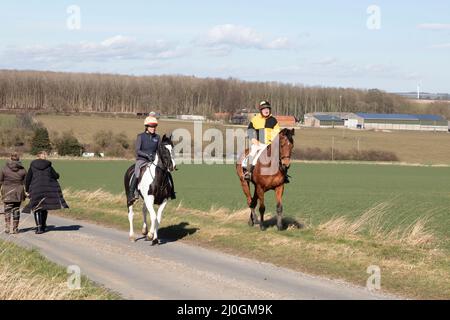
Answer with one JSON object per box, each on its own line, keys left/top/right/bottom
{"left": 0, "top": 214, "right": 397, "bottom": 300}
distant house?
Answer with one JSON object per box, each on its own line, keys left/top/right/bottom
{"left": 82, "top": 152, "right": 95, "bottom": 158}
{"left": 214, "top": 112, "right": 231, "bottom": 121}
{"left": 304, "top": 114, "right": 344, "bottom": 128}
{"left": 82, "top": 152, "right": 104, "bottom": 158}
{"left": 137, "top": 112, "right": 160, "bottom": 118}
{"left": 230, "top": 114, "right": 248, "bottom": 125}
{"left": 177, "top": 115, "right": 206, "bottom": 121}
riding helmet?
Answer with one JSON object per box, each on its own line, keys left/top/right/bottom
{"left": 144, "top": 116, "right": 158, "bottom": 127}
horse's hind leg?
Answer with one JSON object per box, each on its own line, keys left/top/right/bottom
{"left": 128, "top": 206, "right": 136, "bottom": 242}
{"left": 238, "top": 172, "right": 257, "bottom": 227}
{"left": 142, "top": 204, "right": 149, "bottom": 236}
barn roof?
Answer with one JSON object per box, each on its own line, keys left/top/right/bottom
{"left": 314, "top": 114, "right": 343, "bottom": 121}
{"left": 275, "top": 115, "right": 296, "bottom": 121}
{"left": 356, "top": 113, "right": 445, "bottom": 121}
{"left": 414, "top": 114, "right": 446, "bottom": 121}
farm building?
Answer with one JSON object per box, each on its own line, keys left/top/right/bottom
{"left": 350, "top": 113, "right": 449, "bottom": 131}
{"left": 213, "top": 112, "right": 231, "bottom": 121}
{"left": 304, "top": 112, "right": 449, "bottom": 131}
{"left": 177, "top": 115, "right": 206, "bottom": 121}
{"left": 304, "top": 113, "right": 345, "bottom": 128}
{"left": 275, "top": 115, "right": 297, "bottom": 127}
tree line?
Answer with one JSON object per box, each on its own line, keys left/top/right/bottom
{"left": 0, "top": 69, "right": 448, "bottom": 119}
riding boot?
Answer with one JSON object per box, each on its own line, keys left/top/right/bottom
{"left": 4, "top": 211, "right": 11, "bottom": 234}
{"left": 34, "top": 211, "right": 43, "bottom": 234}
{"left": 244, "top": 165, "right": 255, "bottom": 181}
{"left": 41, "top": 210, "right": 48, "bottom": 233}
{"left": 127, "top": 175, "right": 139, "bottom": 206}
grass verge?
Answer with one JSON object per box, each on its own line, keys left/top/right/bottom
{"left": 0, "top": 238, "right": 121, "bottom": 300}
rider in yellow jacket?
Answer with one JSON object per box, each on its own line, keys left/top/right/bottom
{"left": 244, "top": 100, "right": 280, "bottom": 181}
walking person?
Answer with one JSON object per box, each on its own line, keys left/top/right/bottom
{"left": 0, "top": 153, "right": 27, "bottom": 234}
{"left": 23, "top": 150, "right": 69, "bottom": 234}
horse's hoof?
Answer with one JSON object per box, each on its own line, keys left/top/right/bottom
{"left": 142, "top": 228, "right": 148, "bottom": 236}
{"left": 129, "top": 235, "right": 136, "bottom": 242}
{"left": 146, "top": 233, "right": 154, "bottom": 242}
{"left": 248, "top": 219, "right": 254, "bottom": 227}
{"left": 151, "top": 239, "right": 160, "bottom": 246}
{"left": 260, "top": 225, "right": 267, "bottom": 231}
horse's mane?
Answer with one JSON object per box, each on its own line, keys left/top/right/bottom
{"left": 280, "top": 128, "right": 294, "bottom": 144}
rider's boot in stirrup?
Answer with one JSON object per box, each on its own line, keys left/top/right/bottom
{"left": 128, "top": 175, "right": 139, "bottom": 206}
{"left": 244, "top": 165, "right": 255, "bottom": 181}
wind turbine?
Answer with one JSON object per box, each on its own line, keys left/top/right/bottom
{"left": 417, "top": 81, "right": 422, "bottom": 100}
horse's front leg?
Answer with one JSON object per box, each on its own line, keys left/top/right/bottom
{"left": 142, "top": 204, "right": 149, "bottom": 236}
{"left": 249, "top": 188, "right": 260, "bottom": 226}
{"left": 257, "top": 186, "right": 266, "bottom": 231}
{"left": 154, "top": 199, "right": 168, "bottom": 243}
{"left": 143, "top": 195, "right": 159, "bottom": 245}
{"left": 275, "top": 185, "right": 285, "bottom": 231}
{"left": 128, "top": 206, "right": 136, "bottom": 242}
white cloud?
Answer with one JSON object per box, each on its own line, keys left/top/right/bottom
{"left": 100, "top": 35, "right": 135, "bottom": 47}
{"left": 198, "top": 24, "right": 292, "bottom": 54}
{"left": 313, "top": 57, "right": 338, "bottom": 66}
{"left": 430, "top": 43, "right": 450, "bottom": 49}
{"left": 0, "top": 35, "right": 188, "bottom": 68}
{"left": 417, "top": 23, "right": 450, "bottom": 30}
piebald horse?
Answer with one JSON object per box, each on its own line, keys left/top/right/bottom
{"left": 236, "top": 128, "right": 295, "bottom": 231}
{"left": 124, "top": 134, "right": 176, "bottom": 245}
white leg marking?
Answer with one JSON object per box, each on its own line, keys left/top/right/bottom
{"left": 128, "top": 206, "right": 136, "bottom": 241}
{"left": 142, "top": 204, "right": 148, "bottom": 235}
{"left": 154, "top": 199, "right": 168, "bottom": 240}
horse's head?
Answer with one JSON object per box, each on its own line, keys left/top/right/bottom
{"left": 159, "top": 134, "right": 176, "bottom": 172}
{"left": 279, "top": 128, "right": 295, "bottom": 170}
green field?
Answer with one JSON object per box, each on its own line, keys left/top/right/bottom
{"left": 3, "top": 159, "right": 450, "bottom": 298}
{"left": 9, "top": 160, "right": 450, "bottom": 245}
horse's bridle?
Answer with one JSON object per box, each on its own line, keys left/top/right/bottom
{"left": 147, "top": 142, "right": 172, "bottom": 172}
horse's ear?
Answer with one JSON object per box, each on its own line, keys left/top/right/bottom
{"left": 162, "top": 134, "right": 167, "bottom": 140}
{"left": 290, "top": 128, "right": 295, "bottom": 136}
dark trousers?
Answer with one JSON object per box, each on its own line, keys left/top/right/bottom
{"left": 4, "top": 202, "right": 20, "bottom": 232}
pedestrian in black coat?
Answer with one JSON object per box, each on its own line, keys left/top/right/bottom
{"left": 23, "top": 151, "right": 69, "bottom": 234}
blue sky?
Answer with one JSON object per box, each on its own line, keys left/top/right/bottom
{"left": 0, "top": 0, "right": 449, "bottom": 92}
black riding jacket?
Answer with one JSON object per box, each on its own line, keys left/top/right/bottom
{"left": 135, "top": 132, "right": 160, "bottom": 161}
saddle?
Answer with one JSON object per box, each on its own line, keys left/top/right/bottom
{"left": 129, "top": 165, "right": 148, "bottom": 187}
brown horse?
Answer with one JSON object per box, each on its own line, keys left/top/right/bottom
{"left": 236, "top": 128, "right": 295, "bottom": 231}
